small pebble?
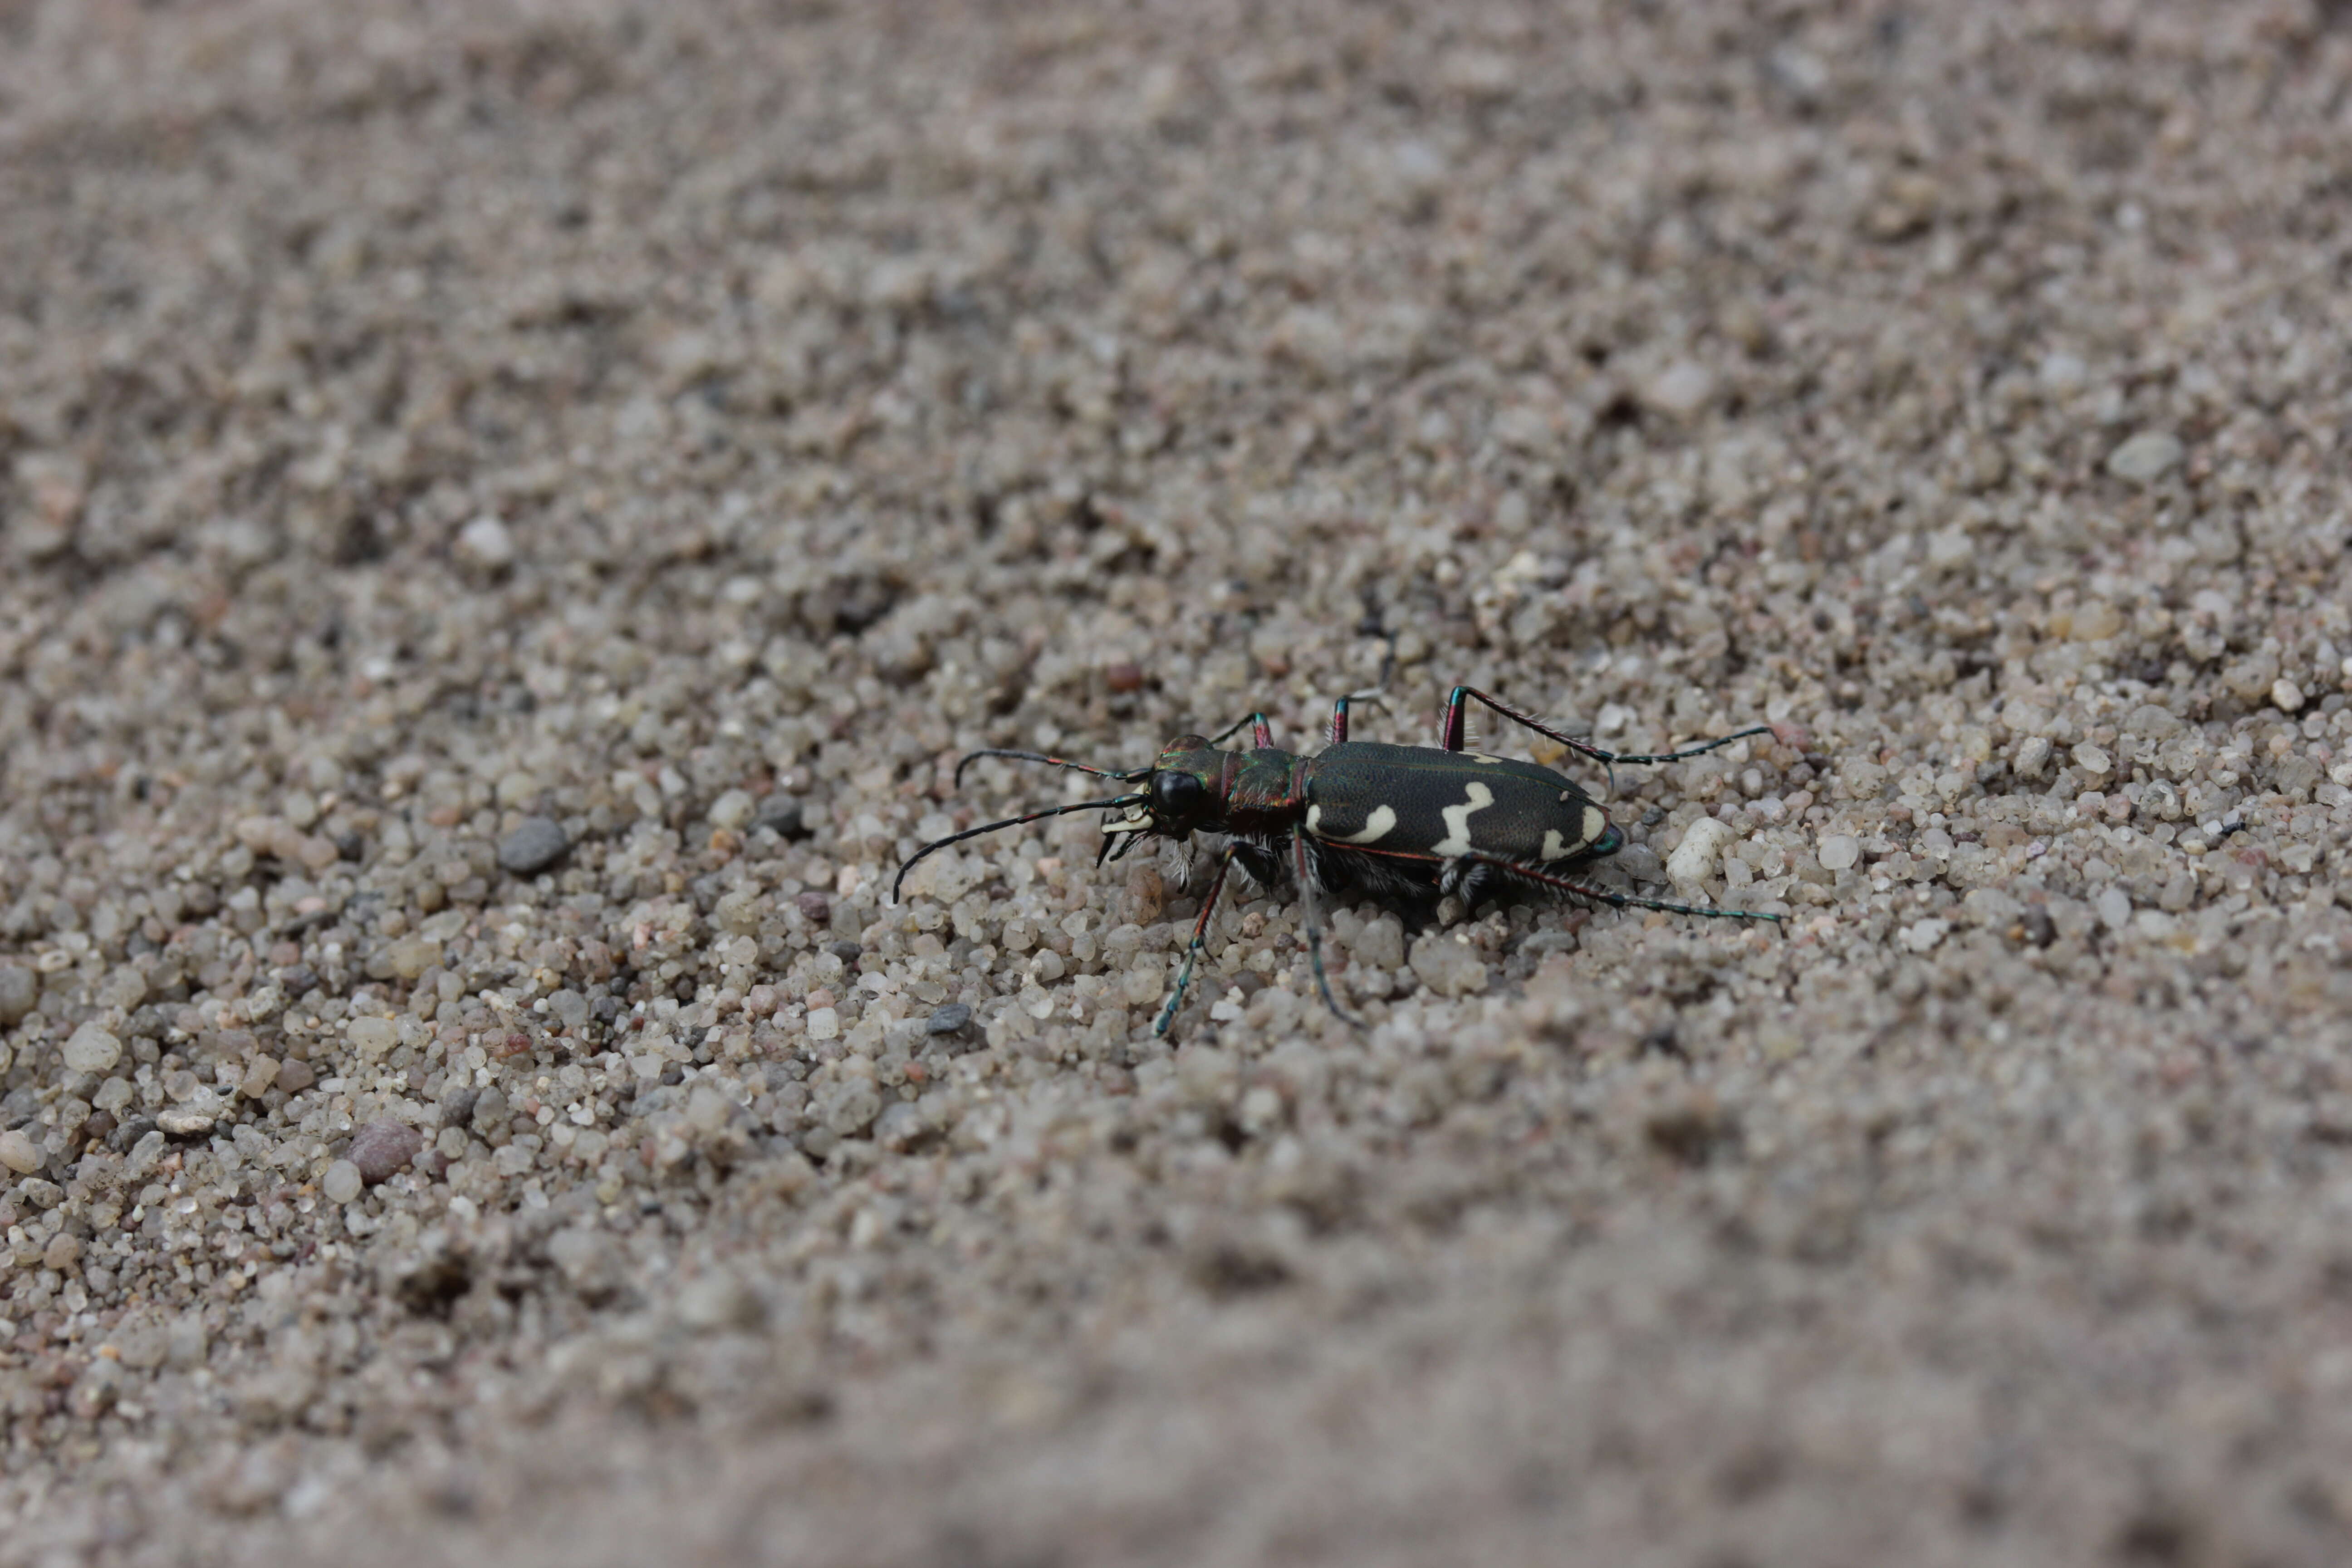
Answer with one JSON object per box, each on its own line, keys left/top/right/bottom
{"left": 708, "top": 789, "right": 757, "bottom": 831}
{"left": 1409, "top": 934, "right": 1489, "bottom": 998}
{"left": 1817, "top": 833, "right": 1861, "bottom": 872}
{"left": 1612, "top": 844, "right": 1666, "bottom": 885}
{"left": 926, "top": 1002, "right": 975, "bottom": 1036}
{"left": 2072, "top": 743, "right": 2112, "bottom": 777}
{"left": 1667, "top": 818, "right": 1739, "bottom": 889}
{"left": 275, "top": 1059, "right": 317, "bottom": 1094}
{"left": 348, "top": 1119, "right": 424, "bottom": 1183}
{"left": 348, "top": 1016, "right": 401, "bottom": 1055}
{"left": 676, "top": 1271, "right": 764, "bottom": 1333}
{"left": 385, "top": 939, "right": 441, "bottom": 981}
{"left": 497, "top": 816, "right": 571, "bottom": 875}
{"left": 0, "top": 1128, "right": 40, "bottom": 1175}
{"left": 686, "top": 1084, "right": 738, "bottom": 1135}
{"left": 795, "top": 891, "right": 832, "bottom": 924}
{"left": 455, "top": 513, "right": 516, "bottom": 568}
{"left": 156, "top": 1106, "right": 217, "bottom": 1137}
{"left": 1350, "top": 915, "right": 1406, "bottom": 971}
{"left": 1644, "top": 359, "right": 1716, "bottom": 419}
{"left": 321, "top": 1159, "right": 365, "bottom": 1205}
{"left": 0, "top": 965, "right": 34, "bottom": 1025}
{"left": 2272, "top": 677, "right": 2304, "bottom": 713}
{"left": 110, "top": 1318, "right": 169, "bottom": 1371}
{"left": 2106, "top": 431, "right": 2183, "bottom": 485}
{"left": 2068, "top": 601, "right": 2123, "bottom": 642}
{"left": 549, "top": 989, "right": 591, "bottom": 1030}
{"left": 1899, "top": 918, "right": 1949, "bottom": 953}
{"left": 61, "top": 1022, "right": 122, "bottom": 1075}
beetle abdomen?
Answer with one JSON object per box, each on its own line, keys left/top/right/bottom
{"left": 1301, "top": 742, "right": 1616, "bottom": 868}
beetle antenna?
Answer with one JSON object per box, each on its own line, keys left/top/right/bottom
{"left": 894, "top": 793, "right": 1149, "bottom": 901}
{"left": 953, "top": 749, "right": 1149, "bottom": 789}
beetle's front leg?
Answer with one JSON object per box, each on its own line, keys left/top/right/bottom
{"left": 1156, "top": 843, "right": 1240, "bottom": 1038}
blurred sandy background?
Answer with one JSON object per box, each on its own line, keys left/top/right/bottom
{"left": 5, "top": 2, "right": 2352, "bottom": 1563}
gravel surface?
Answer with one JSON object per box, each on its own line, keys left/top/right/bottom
{"left": 5, "top": 2, "right": 2352, "bottom": 1563}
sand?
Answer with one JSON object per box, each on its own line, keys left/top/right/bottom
{"left": 5, "top": 1, "right": 2352, "bottom": 1563}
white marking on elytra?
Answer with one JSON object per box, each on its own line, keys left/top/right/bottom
{"left": 1308, "top": 802, "right": 1396, "bottom": 845}
{"left": 1540, "top": 829, "right": 1568, "bottom": 861}
{"left": 1583, "top": 806, "right": 1606, "bottom": 843}
{"left": 1431, "top": 781, "right": 1494, "bottom": 857}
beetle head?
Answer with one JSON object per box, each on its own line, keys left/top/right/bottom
{"left": 1099, "top": 735, "right": 1225, "bottom": 856}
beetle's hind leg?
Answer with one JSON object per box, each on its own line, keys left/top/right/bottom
{"left": 1455, "top": 850, "right": 1784, "bottom": 927}
{"left": 1441, "top": 686, "right": 1769, "bottom": 777}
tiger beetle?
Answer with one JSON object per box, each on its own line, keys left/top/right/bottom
{"left": 892, "top": 683, "right": 1782, "bottom": 1037}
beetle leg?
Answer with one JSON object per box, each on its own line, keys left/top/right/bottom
{"left": 1292, "top": 831, "right": 1360, "bottom": 1027}
{"left": 1231, "top": 841, "right": 1282, "bottom": 890}
{"left": 1326, "top": 690, "right": 1387, "bottom": 745}
{"left": 1205, "top": 711, "right": 1278, "bottom": 749}
{"left": 1441, "top": 686, "right": 1770, "bottom": 778}
{"left": 1447, "top": 850, "right": 1784, "bottom": 926}
{"left": 1441, "top": 686, "right": 1612, "bottom": 778}
{"left": 1156, "top": 843, "right": 1240, "bottom": 1038}
{"left": 1328, "top": 634, "right": 1396, "bottom": 745}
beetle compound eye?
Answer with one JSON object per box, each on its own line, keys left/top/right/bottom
{"left": 1152, "top": 770, "right": 1205, "bottom": 820}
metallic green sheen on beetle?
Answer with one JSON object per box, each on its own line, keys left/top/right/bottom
{"left": 895, "top": 682, "right": 1781, "bottom": 1036}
